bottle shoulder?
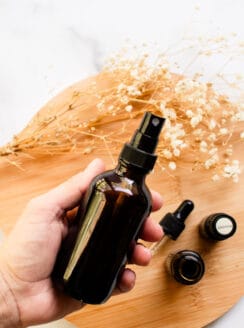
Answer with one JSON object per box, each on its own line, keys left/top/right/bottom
{"left": 92, "top": 169, "right": 150, "bottom": 202}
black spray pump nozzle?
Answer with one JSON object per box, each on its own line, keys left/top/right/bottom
{"left": 130, "top": 112, "right": 165, "bottom": 153}
{"left": 119, "top": 112, "right": 165, "bottom": 172}
{"left": 159, "top": 200, "right": 194, "bottom": 240}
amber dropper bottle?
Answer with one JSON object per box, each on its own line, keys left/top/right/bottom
{"left": 199, "top": 213, "right": 237, "bottom": 241}
{"left": 53, "top": 112, "right": 165, "bottom": 304}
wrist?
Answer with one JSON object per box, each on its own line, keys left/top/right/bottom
{"left": 0, "top": 260, "right": 21, "bottom": 328}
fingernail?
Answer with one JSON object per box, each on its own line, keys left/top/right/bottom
{"left": 145, "top": 248, "right": 152, "bottom": 264}
{"left": 153, "top": 190, "right": 163, "bottom": 205}
{"left": 119, "top": 271, "right": 136, "bottom": 293}
{"left": 157, "top": 223, "right": 164, "bottom": 236}
{"left": 87, "top": 158, "right": 104, "bottom": 170}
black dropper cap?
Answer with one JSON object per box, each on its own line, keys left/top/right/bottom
{"left": 159, "top": 200, "right": 194, "bottom": 240}
{"left": 119, "top": 112, "right": 165, "bottom": 172}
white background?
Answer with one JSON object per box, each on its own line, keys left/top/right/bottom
{"left": 0, "top": 1, "right": 243, "bottom": 327}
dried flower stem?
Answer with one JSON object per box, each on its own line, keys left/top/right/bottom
{"left": 0, "top": 41, "right": 243, "bottom": 182}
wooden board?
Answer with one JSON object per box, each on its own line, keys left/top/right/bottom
{"left": 0, "top": 76, "right": 243, "bottom": 328}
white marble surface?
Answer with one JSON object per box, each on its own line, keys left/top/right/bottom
{"left": 0, "top": 1, "right": 243, "bottom": 327}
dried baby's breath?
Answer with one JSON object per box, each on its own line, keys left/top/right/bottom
{"left": 169, "top": 161, "right": 177, "bottom": 171}
{"left": 0, "top": 39, "right": 243, "bottom": 182}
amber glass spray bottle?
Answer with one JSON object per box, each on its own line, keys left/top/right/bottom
{"left": 53, "top": 112, "right": 165, "bottom": 304}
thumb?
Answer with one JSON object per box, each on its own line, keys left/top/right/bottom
{"left": 42, "top": 158, "right": 105, "bottom": 213}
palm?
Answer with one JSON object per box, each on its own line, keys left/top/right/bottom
{"left": 2, "top": 201, "right": 80, "bottom": 325}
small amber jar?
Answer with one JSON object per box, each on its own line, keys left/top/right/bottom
{"left": 199, "top": 213, "right": 237, "bottom": 241}
{"left": 166, "top": 250, "right": 205, "bottom": 285}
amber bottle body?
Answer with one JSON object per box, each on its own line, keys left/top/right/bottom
{"left": 54, "top": 162, "right": 151, "bottom": 304}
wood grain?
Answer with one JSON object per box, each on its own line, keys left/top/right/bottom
{"left": 0, "top": 76, "right": 243, "bottom": 328}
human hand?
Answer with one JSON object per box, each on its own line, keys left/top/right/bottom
{"left": 0, "top": 158, "right": 163, "bottom": 327}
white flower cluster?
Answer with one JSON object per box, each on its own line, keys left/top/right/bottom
{"left": 99, "top": 47, "right": 243, "bottom": 182}
{"left": 223, "top": 160, "right": 241, "bottom": 183}
{"left": 175, "top": 79, "right": 208, "bottom": 106}
{"left": 204, "top": 154, "right": 219, "bottom": 169}
{"left": 117, "top": 83, "right": 142, "bottom": 98}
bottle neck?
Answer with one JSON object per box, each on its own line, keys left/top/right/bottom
{"left": 115, "top": 160, "right": 148, "bottom": 182}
